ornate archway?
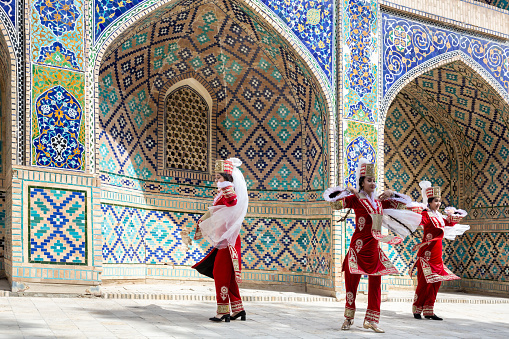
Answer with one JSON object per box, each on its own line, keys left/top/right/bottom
{"left": 383, "top": 59, "right": 509, "bottom": 287}
{"left": 95, "top": 0, "right": 334, "bottom": 292}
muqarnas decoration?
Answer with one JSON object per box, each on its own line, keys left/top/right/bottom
{"left": 33, "top": 85, "right": 84, "bottom": 170}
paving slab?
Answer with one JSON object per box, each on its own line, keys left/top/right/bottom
{"left": 0, "top": 295, "right": 507, "bottom": 338}
{"left": 1, "top": 280, "right": 508, "bottom": 338}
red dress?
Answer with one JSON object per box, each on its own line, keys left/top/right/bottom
{"left": 192, "top": 185, "right": 244, "bottom": 315}
{"left": 334, "top": 192, "right": 404, "bottom": 324}
{"left": 412, "top": 210, "right": 460, "bottom": 316}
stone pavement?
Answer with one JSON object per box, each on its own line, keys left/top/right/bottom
{"left": 0, "top": 281, "right": 508, "bottom": 338}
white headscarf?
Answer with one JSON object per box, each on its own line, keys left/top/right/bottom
{"left": 198, "top": 158, "right": 249, "bottom": 248}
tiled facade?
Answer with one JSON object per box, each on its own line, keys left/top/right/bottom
{"left": 0, "top": 0, "right": 506, "bottom": 296}
{"left": 29, "top": 187, "right": 87, "bottom": 265}
{"left": 382, "top": 16, "right": 509, "bottom": 292}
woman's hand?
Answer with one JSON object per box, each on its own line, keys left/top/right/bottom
{"left": 378, "top": 189, "right": 393, "bottom": 201}
{"left": 193, "top": 229, "right": 203, "bottom": 240}
{"left": 347, "top": 185, "right": 358, "bottom": 196}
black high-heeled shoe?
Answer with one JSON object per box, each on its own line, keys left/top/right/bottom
{"left": 209, "top": 314, "right": 231, "bottom": 322}
{"left": 231, "top": 310, "right": 246, "bottom": 321}
{"left": 425, "top": 314, "right": 443, "bottom": 321}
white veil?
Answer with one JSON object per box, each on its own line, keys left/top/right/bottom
{"left": 199, "top": 158, "right": 249, "bottom": 248}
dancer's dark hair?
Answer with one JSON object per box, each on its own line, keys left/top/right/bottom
{"left": 219, "top": 172, "right": 234, "bottom": 182}
{"left": 358, "top": 176, "right": 366, "bottom": 190}
{"left": 428, "top": 197, "right": 439, "bottom": 205}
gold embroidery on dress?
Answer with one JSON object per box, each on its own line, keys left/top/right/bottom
{"left": 231, "top": 300, "right": 244, "bottom": 312}
{"left": 346, "top": 292, "right": 354, "bottom": 305}
{"left": 355, "top": 239, "right": 363, "bottom": 253}
{"left": 345, "top": 307, "right": 355, "bottom": 319}
{"left": 220, "top": 286, "right": 228, "bottom": 301}
{"left": 358, "top": 216, "right": 366, "bottom": 231}
{"left": 217, "top": 304, "right": 230, "bottom": 314}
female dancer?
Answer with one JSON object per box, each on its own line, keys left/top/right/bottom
{"left": 324, "top": 158, "right": 421, "bottom": 333}
{"left": 412, "top": 181, "right": 469, "bottom": 320}
{"left": 190, "top": 158, "right": 248, "bottom": 322}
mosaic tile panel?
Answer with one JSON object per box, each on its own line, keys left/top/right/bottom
{"left": 343, "top": 0, "right": 378, "bottom": 124}
{"left": 94, "top": 0, "right": 151, "bottom": 42}
{"left": 242, "top": 218, "right": 331, "bottom": 275}
{"left": 387, "top": 230, "right": 422, "bottom": 275}
{"left": 262, "top": 0, "right": 334, "bottom": 83}
{"left": 30, "top": 0, "right": 84, "bottom": 71}
{"left": 382, "top": 60, "right": 509, "bottom": 284}
{"left": 381, "top": 12, "right": 509, "bottom": 108}
{"left": 409, "top": 63, "right": 509, "bottom": 214}
{"left": 99, "top": 171, "right": 319, "bottom": 202}
{"left": 342, "top": 121, "right": 377, "bottom": 188}
{"left": 92, "top": 0, "right": 334, "bottom": 85}
{"left": 98, "top": 0, "right": 328, "bottom": 197}
{"left": 29, "top": 187, "right": 87, "bottom": 265}
{"left": 384, "top": 95, "right": 453, "bottom": 205}
{"left": 31, "top": 66, "right": 85, "bottom": 171}
{"left": 101, "top": 204, "right": 208, "bottom": 264}
{"left": 472, "top": 0, "right": 509, "bottom": 10}
{"left": 102, "top": 204, "right": 331, "bottom": 275}
{"left": 445, "top": 232, "right": 509, "bottom": 282}
{"left": 0, "top": 0, "right": 15, "bottom": 27}
{"left": 387, "top": 230, "right": 509, "bottom": 284}
{"left": 0, "top": 194, "right": 5, "bottom": 261}
{"left": 0, "top": 88, "right": 3, "bottom": 175}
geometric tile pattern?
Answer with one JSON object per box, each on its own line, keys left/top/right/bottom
{"left": 0, "top": 194, "right": 5, "bottom": 261}
{"left": 29, "top": 187, "right": 87, "bottom": 265}
{"left": 383, "top": 60, "right": 509, "bottom": 283}
{"left": 0, "top": 0, "right": 25, "bottom": 166}
{"left": 0, "top": 89, "right": 3, "bottom": 175}
{"left": 387, "top": 230, "right": 422, "bottom": 275}
{"left": 92, "top": 0, "right": 334, "bottom": 85}
{"left": 101, "top": 204, "right": 208, "bottom": 265}
{"left": 409, "top": 63, "right": 509, "bottom": 216}
{"left": 242, "top": 218, "right": 331, "bottom": 275}
{"left": 473, "top": 0, "right": 509, "bottom": 10}
{"left": 387, "top": 230, "right": 509, "bottom": 284}
{"left": 445, "top": 232, "right": 509, "bottom": 282}
{"left": 384, "top": 95, "right": 453, "bottom": 205}
{"left": 101, "top": 204, "right": 331, "bottom": 275}
{"left": 98, "top": 0, "right": 328, "bottom": 196}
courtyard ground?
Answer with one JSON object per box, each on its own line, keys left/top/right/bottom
{"left": 0, "top": 281, "right": 508, "bottom": 338}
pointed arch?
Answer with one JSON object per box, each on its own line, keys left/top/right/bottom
{"left": 378, "top": 51, "right": 509, "bottom": 194}
{"left": 89, "top": 0, "right": 334, "bottom": 175}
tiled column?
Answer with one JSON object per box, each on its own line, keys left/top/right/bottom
{"left": 338, "top": 0, "right": 385, "bottom": 294}
{"left": 4, "top": 0, "right": 102, "bottom": 293}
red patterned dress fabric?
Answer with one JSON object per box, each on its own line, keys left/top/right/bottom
{"left": 339, "top": 193, "right": 403, "bottom": 324}
{"left": 412, "top": 210, "right": 460, "bottom": 316}
{"left": 192, "top": 186, "right": 243, "bottom": 315}
{"left": 341, "top": 193, "right": 401, "bottom": 276}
